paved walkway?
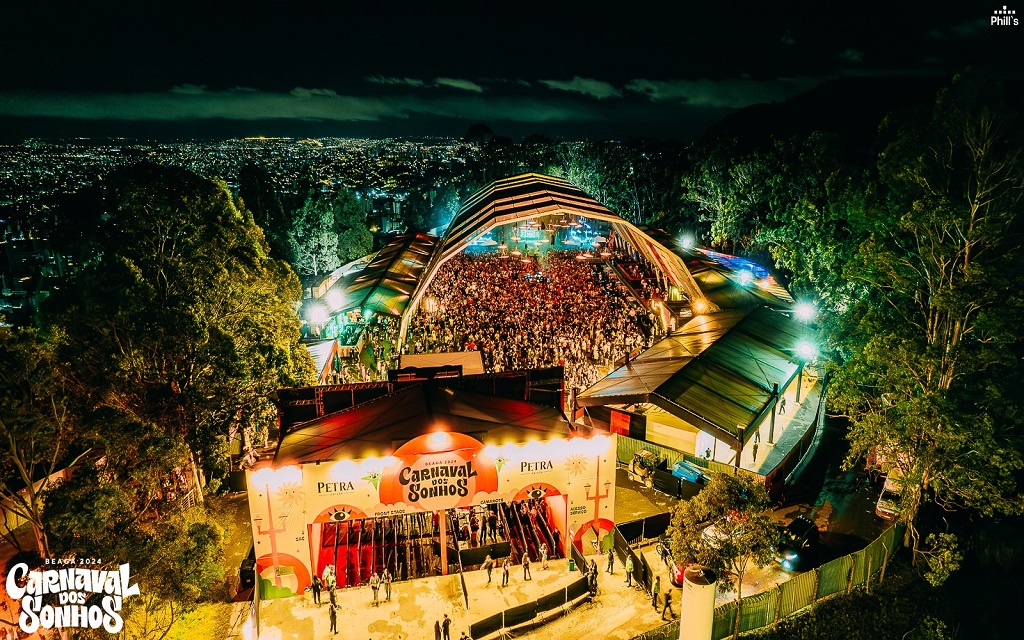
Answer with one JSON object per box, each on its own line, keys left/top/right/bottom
{"left": 257, "top": 553, "right": 671, "bottom": 640}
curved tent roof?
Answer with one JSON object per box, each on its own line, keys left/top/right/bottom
{"left": 418, "top": 173, "right": 709, "bottom": 312}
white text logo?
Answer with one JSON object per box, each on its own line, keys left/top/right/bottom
{"left": 992, "top": 5, "right": 1019, "bottom": 26}
{"left": 5, "top": 562, "right": 141, "bottom": 634}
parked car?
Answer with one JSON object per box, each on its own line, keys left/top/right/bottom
{"left": 774, "top": 515, "right": 820, "bottom": 571}
{"left": 239, "top": 545, "right": 256, "bottom": 592}
{"left": 875, "top": 474, "right": 903, "bottom": 520}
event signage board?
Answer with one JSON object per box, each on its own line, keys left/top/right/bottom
{"left": 246, "top": 432, "right": 616, "bottom": 599}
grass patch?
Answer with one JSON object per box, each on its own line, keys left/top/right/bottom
{"left": 165, "top": 601, "right": 237, "bottom": 640}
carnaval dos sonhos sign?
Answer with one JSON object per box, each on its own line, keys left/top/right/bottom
{"left": 379, "top": 432, "right": 498, "bottom": 511}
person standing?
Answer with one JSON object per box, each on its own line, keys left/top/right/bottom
{"left": 488, "top": 511, "right": 498, "bottom": 542}
{"left": 482, "top": 555, "right": 494, "bottom": 584}
{"left": 662, "top": 589, "right": 674, "bottom": 620}
{"left": 652, "top": 575, "right": 661, "bottom": 609}
{"left": 311, "top": 574, "right": 322, "bottom": 606}
{"left": 434, "top": 619, "right": 442, "bottom": 640}
{"left": 369, "top": 571, "right": 381, "bottom": 606}
{"left": 442, "top": 614, "right": 452, "bottom": 640}
{"left": 329, "top": 586, "right": 337, "bottom": 608}
{"left": 382, "top": 569, "right": 392, "bottom": 601}
{"left": 523, "top": 553, "right": 532, "bottom": 581}
{"left": 779, "top": 395, "right": 787, "bottom": 414}
{"left": 624, "top": 555, "right": 634, "bottom": 586}
{"left": 501, "top": 557, "right": 510, "bottom": 587}
{"left": 606, "top": 548, "right": 615, "bottom": 574}
{"left": 539, "top": 543, "right": 549, "bottom": 570}
{"left": 329, "top": 603, "right": 338, "bottom": 635}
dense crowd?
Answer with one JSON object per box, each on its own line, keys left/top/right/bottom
{"left": 405, "top": 250, "right": 655, "bottom": 392}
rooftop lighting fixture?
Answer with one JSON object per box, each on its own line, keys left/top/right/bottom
{"left": 325, "top": 289, "right": 344, "bottom": 310}
{"left": 681, "top": 236, "right": 694, "bottom": 249}
{"left": 738, "top": 270, "right": 754, "bottom": 286}
{"left": 794, "top": 302, "right": 816, "bottom": 322}
{"left": 796, "top": 342, "right": 816, "bottom": 359}
{"left": 305, "top": 303, "right": 329, "bottom": 326}
{"left": 692, "top": 299, "right": 707, "bottom": 314}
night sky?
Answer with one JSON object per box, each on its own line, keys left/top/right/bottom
{"left": 0, "top": 0, "right": 1020, "bottom": 141}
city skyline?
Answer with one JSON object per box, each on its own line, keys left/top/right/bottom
{"left": 1, "top": 0, "right": 1019, "bottom": 141}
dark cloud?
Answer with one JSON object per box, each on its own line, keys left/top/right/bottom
{"left": 839, "top": 48, "right": 865, "bottom": 64}
{"left": 624, "top": 77, "right": 820, "bottom": 108}
{"left": 432, "top": 78, "right": 485, "bottom": 93}
{"left": 539, "top": 77, "right": 623, "bottom": 100}
{"left": 0, "top": 87, "right": 607, "bottom": 125}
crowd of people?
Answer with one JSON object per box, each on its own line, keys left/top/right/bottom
{"left": 405, "top": 250, "right": 655, "bottom": 392}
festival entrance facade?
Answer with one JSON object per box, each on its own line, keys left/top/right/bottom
{"left": 245, "top": 383, "right": 616, "bottom": 599}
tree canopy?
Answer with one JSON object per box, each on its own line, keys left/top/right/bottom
{"left": 829, "top": 77, "right": 1024, "bottom": 559}
{"left": 669, "top": 473, "right": 778, "bottom": 639}
{"left": 48, "top": 162, "right": 316, "bottom": 482}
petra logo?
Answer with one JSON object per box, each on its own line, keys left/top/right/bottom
{"left": 992, "top": 5, "right": 1019, "bottom": 25}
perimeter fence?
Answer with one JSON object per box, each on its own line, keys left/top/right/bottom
{"left": 630, "top": 523, "right": 903, "bottom": 640}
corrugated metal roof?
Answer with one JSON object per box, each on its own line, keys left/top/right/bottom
{"left": 338, "top": 232, "right": 439, "bottom": 317}
{"left": 578, "top": 306, "right": 804, "bottom": 447}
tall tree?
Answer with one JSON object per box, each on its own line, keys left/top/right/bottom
{"left": 0, "top": 328, "right": 89, "bottom": 556}
{"left": 333, "top": 188, "right": 373, "bottom": 263}
{"left": 755, "top": 133, "right": 870, "bottom": 304}
{"left": 830, "top": 77, "right": 1024, "bottom": 563}
{"left": 49, "top": 163, "right": 316, "bottom": 482}
{"left": 291, "top": 191, "right": 341, "bottom": 279}
{"left": 669, "top": 473, "right": 777, "bottom": 640}
{"left": 238, "top": 163, "right": 293, "bottom": 262}
{"left": 680, "top": 139, "right": 770, "bottom": 252}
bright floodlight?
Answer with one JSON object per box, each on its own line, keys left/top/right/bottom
{"left": 738, "top": 270, "right": 754, "bottom": 286}
{"left": 325, "top": 289, "right": 344, "bottom": 310}
{"left": 794, "top": 301, "right": 816, "bottom": 321}
{"left": 693, "top": 299, "right": 707, "bottom": 314}
{"left": 681, "top": 236, "right": 694, "bottom": 249}
{"left": 796, "top": 342, "right": 816, "bottom": 359}
{"left": 305, "top": 303, "right": 328, "bottom": 326}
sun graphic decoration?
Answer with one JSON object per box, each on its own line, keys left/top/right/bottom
{"left": 362, "top": 471, "right": 382, "bottom": 490}
{"left": 564, "top": 453, "right": 588, "bottom": 479}
{"left": 275, "top": 482, "right": 304, "bottom": 519}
